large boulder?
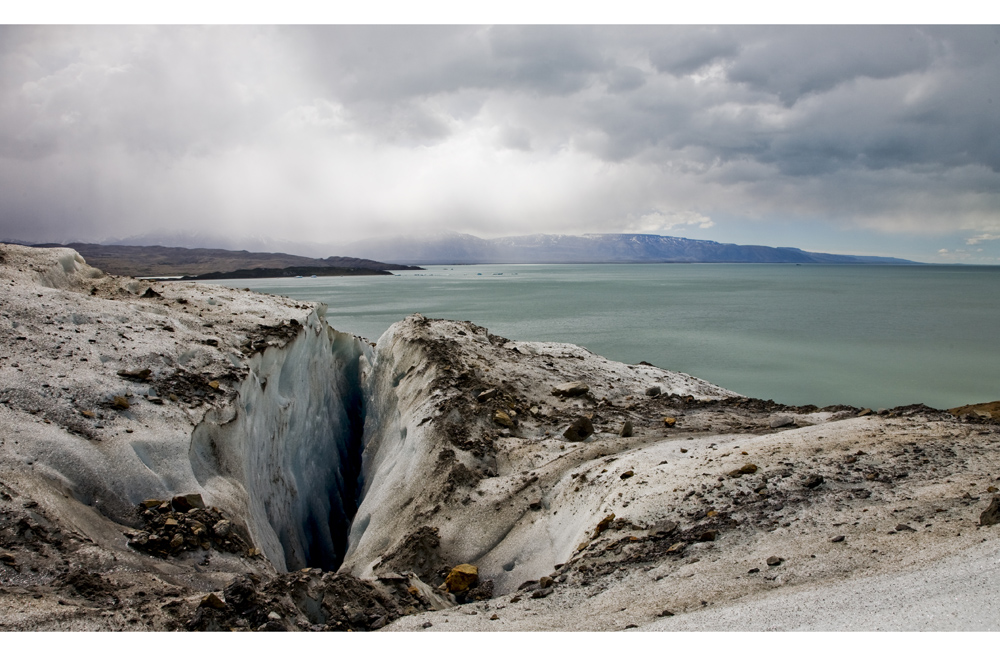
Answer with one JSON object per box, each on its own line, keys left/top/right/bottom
{"left": 444, "top": 564, "right": 479, "bottom": 594}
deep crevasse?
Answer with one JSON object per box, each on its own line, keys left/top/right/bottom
{"left": 190, "top": 308, "right": 374, "bottom": 572}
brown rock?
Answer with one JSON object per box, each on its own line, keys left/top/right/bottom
{"left": 551, "top": 381, "right": 589, "bottom": 397}
{"left": 199, "top": 592, "right": 226, "bottom": 609}
{"left": 0, "top": 551, "right": 16, "bottom": 566}
{"left": 620, "top": 470, "right": 634, "bottom": 480}
{"left": 666, "top": 542, "right": 686, "bottom": 554}
{"left": 80, "top": 410, "right": 96, "bottom": 419}
{"left": 980, "top": 496, "right": 1000, "bottom": 527}
{"left": 118, "top": 368, "right": 152, "bottom": 380}
{"left": 563, "top": 416, "right": 594, "bottom": 442}
{"left": 141, "top": 499, "right": 162, "bottom": 509}
{"left": 766, "top": 556, "right": 783, "bottom": 567}
{"left": 697, "top": 530, "right": 717, "bottom": 542}
{"left": 169, "top": 534, "right": 185, "bottom": 549}
{"left": 802, "top": 474, "right": 825, "bottom": 489}
{"left": 830, "top": 535, "right": 846, "bottom": 543}
{"left": 171, "top": 493, "right": 206, "bottom": 512}
{"left": 592, "top": 513, "right": 616, "bottom": 539}
{"left": 895, "top": 523, "right": 916, "bottom": 532}
{"left": 477, "top": 388, "right": 498, "bottom": 402}
{"left": 663, "top": 416, "right": 677, "bottom": 427}
{"left": 728, "top": 463, "right": 758, "bottom": 478}
{"left": 645, "top": 386, "right": 661, "bottom": 397}
{"left": 619, "top": 420, "right": 633, "bottom": 437}
{"left": 208, "top": 380, "right": 220, "bottom": 390}
{"left": 112, "top": 396, "right": 130, "bottom": 410}
{"left": 444, "top": 563, "right": 479, "bottom": 594}
{"left": 493, "top": 411, "right": 514, "bottom": 428}
{"left": 538, "top": 576, "right": 554, "bottom": 589}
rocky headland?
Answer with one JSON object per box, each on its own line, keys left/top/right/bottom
{"left": 1, "top": 243, "right": 998, "bottom": 631}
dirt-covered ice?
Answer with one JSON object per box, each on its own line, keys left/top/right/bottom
{"left": 2, "top": 243, "right": 999, "bottom": 631}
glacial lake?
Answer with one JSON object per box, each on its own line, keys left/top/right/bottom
{"left": 208, "top": 264, "right": 1000, "bottom": 410}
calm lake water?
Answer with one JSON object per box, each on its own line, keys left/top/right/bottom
{"left": 210, "top": 264, "right": 1000, "bottom": 410}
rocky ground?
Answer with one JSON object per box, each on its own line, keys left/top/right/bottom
{"left": 2, "top": 243, "right": 999, "bottom": 631}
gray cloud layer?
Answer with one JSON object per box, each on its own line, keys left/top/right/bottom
{"left": 1, "top": 26, "right": 998, "bottom": 256}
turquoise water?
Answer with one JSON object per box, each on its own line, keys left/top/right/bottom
{"left": 211, "top": 264, "right": 1000, "bottom": 410}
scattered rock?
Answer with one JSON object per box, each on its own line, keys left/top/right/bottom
{"left": 0, "top": 551, "right": 16, "bottom": 566}
{"left": 444, "top": 564, "right": 479, "bottom": 594}
{"left": 477, "top": 388, "right": 498, "bottom": 402}
{"left": 551, "top": 381, "right": 589, "bottom": 397}
{"left": 645, "top": 386, "right": 661, "bottom": 397}
{"left": 563, "top": 416, "right": 594, "bottom": 442}
{"left": 490, "top": 614, "right": 499, "bottom": 620}
{"left": 538, "top": 576, "right": 554, "bottom": 589}
{"left": 858, "top": 408, "right": 873, "bottom": 417}
{"left": 650, "top": 520, "right": 678, "bottom": 536}
{"left": 802, "top": 475, "right": 825, "bottom": 489}
{"left": 140, "top": 287, "right": 162, "bottom": 298}
{"left": 421, "top": 622, "right": 433, "bottom": 629}
{"left": 200, "top": 593, "right": 227, "bottom": 610}
{"left": 728, "top": 464, "right": 758, "bottom": 478}
{"left": 118, "top": 368, "right": 152, "bottom": 380}
{"left": 747, "top": 567, "right": 760, "bottom": 574}
{"left": 770, "top": 416, "right": 795, "bottom": 428}
{"left": 213, "top": 520, "right": 232, "bottom": 538}
{"left": 592, "top": 513, "right": 616, "bottom": 539}
{"left": 830, "top": 535, "right": 846, "bottom": 543}
{"left": 663, "top": 417, "right": 677, "bottom": 427}
{"left": 493, "top": 411, "right": 514, "bottom": 428}
{"left": 172, "top": 493, "right": 206, "bottom": 512}
{"left": 979, "top": 496, "right": 1000, "bottom": 527}
{"left": 619, "top": 420, "right": 633, "bottom": 437}
{"left": 80, "top": 410, "right": 96, "bottom": 418}
{"left": 895, "top": 524, "right": 916, "bottom": 532}
{"left": 666, "top": 542, "right": 686, "bottom": 554}
{"left": 620, "top": 470, "right": 634, "bottom": 480}
{"left": 697, "top": 530, "right": 717, "bottom": 542}
{"left": 111, "top": 395, "right": 130, "bottom": 410}
{"left": 766, "top": 556, "right": 783, "bottom": 567}
{"left": 659, "top": 609, "right": 675, "bottom": 617}
{"left": 528, "top": 499, "right": 543, "bottom": 511}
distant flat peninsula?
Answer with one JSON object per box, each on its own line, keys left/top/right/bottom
{"left": 25, "top": 243, "right": 422, "bottom": 278}
{"left": 179, "top": 266, "right": 393, "bottom": 280}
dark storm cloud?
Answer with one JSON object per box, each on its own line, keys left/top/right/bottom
{"left": 0, "top": 25, "right": 998, "bottom": 256}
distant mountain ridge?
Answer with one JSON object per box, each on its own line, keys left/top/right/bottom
{"left": 343, "top": 232, "right": 918, "bottom": 265}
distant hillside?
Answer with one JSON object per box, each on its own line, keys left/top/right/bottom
{"left": 27, "top": 243, "right": 422, "bottom": 277}
{"left": 343, "top": 232, "right": 918, "bottom": 265}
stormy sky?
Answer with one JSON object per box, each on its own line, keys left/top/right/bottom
{"left": 1, "top": 25, "right": 999, "bottom": 262}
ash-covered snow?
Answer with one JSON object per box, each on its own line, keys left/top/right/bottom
{"left": 3, "top": 243, "right": 1000, "bottom": 632}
